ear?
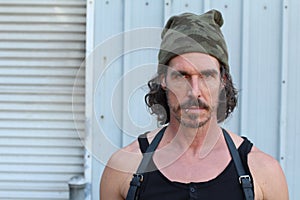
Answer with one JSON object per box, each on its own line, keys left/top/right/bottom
{"left": 160, "top": 74, "right": 167, "bottom": 90}
{"left": 220, "top": 74, "right": 226, "bottom": 89}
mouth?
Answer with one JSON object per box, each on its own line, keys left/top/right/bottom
{"left": 183, "top": 106, "right": 206, "bottom": 113}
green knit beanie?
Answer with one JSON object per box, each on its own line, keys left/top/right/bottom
{"left": 158, "top": 9, "right": 229, "bottom": 71}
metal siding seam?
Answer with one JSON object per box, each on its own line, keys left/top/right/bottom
{"left": 203, "top": 0, "right": 211, "bottom": 12}
{"left": 240, "top": 0, "right": 250, "bottom": 135}
{"left": 84, "top": 0, "right": 94, "bottom": 199}
{"left": 121, "top": 0, "right": 130, "bottom": 146}
{"left": 279, "top": 0, "right": 289, "bottom": 171}
{"left": 164, "top": 0, "right": 171, "bottom": 23}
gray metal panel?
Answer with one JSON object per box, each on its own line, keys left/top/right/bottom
{"left": 0, "top": 0, "right": 86, "bottom": 199}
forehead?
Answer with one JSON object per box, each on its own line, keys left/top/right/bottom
{"left": 168, "top": 52, "right": 220, "bottom": 73}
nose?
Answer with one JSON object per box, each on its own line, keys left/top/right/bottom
{"left": 187, "top": 76, "right": 203, "bottom": 98}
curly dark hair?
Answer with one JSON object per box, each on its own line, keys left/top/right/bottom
{"left": 144, "top": 64, "right": 238, "bottom": 125}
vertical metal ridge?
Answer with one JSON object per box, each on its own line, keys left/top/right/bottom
{"left": 164, "top": 0, "right": 172, "bottom": 23}
{"left": 279, "top": 0, "right": 289, "bottom": 171}
{"left": 240, "top": 0, "right": 250, "bottom": 135}
{"left": 121, "top": 0, "right": 130, "bottom": 147}
{"left": 203, "top": 0, "right": 211, "bottom": 12}
{"left": 84, "top": 0, "right": 94, "bottom": 199}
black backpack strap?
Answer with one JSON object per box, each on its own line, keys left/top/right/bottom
{"left": 126, "top": 127, "right": 166, "bottom": 200}
{"left": 223, "top": 129, "right": 254, "bottom": 200}
{"left": 138, "top": 132, "right": 150, "bottom": 154}
{"left": 240, "top": 136, "right": 254, "bottom": 176}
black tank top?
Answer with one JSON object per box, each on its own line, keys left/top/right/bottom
{"left": 137, "top": 134, "right": 253, "bottom": 200}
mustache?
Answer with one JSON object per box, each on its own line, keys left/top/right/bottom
{"left": 180, "top": 99, "right": 210, "bottom": 110}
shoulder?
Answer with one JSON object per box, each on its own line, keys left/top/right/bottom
{"left": 248, "top": 146, "right": 282, "bottom": 178}
{"left": 106, "top": 127, "right": 163, "bottom": 172}
{"left": 250, "top": 148, "right": 289, "bottom": 200}
{"left": 247, "top": 147, "right": 289, "bottom": 199}
{"left": 100, "top": 139, "right": 142, "bottom": 200}
{"left": 100, "top": 127, "right": 163, "bottom": 200}
{"left": 103, "top": 127, "right": 163, "bottom": 172}
{"left": 225, "top": 130, "right": 288, "bottom": 199}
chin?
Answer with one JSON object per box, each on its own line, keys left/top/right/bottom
{"left": 178, "top": 116, "right": 211, "bottom": 129}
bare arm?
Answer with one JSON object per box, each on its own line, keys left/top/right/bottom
{"left": 248, "top": 148, "right": 289, "bottom": 200}
{"left": 100, "top": 164, "right": 128, "bottom": 200}
{"left": 100, "top": 141, "right": 143, "bottom": 200}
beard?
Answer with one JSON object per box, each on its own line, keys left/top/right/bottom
{"left": 177, "top": 112, "right": 211, "bottom": 128}
{"left": 169, "top": 97, "right": 214, "bottom": 129}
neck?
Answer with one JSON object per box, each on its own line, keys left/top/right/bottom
{"left": 153, "top": 117, "right": 222, "bottom": 169}
{"left": 164, "top": 116, "right": 222, "bottom": 157}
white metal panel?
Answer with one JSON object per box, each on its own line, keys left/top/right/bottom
{"left": 165, "top": 0, "right": 203, "bottom": 18}
{"left": 122, "top": 0, "right": 164, "bottom": 145}
{"left": 207, "top": 0, "right": 243, "bottom": 133}
{"left": 0, "top": 0, "right": 86, "bottom": 199}
{"left": 285, "top": 0, "right": 300, "bottom": 199}
{"left": 92, "top": 1, "right": 125, "bottom": 200}
{"left": 243, "top": 0, "right": 282, "bottom": 158}
{"left": 91, "top": 1, "right": 300, "bottom": 200}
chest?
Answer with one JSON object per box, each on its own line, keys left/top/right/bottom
{"left": 153, "top": 146, "right": 232, "bottom": 183}
{"left": 137, "top": 161, "right": 245, "bottom": 200}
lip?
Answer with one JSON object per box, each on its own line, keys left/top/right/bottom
{"left": 183, "top": 107, "right": 205, "bottom": 113}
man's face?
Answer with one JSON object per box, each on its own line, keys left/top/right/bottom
{"left": 162, "top": 52, "right": 223, "bottom": 128}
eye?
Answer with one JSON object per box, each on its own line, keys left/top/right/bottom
{"left": 202, "top": 73, "right": 213, "bottom": 79}
{"left": 171, "top": 71, "right": 190, "bottom": 79}
{"left": 180, "top": 74, "right": 190, "bottom": 79}
{"left": 201, "top": 70, "right": 218, "bottom": 79}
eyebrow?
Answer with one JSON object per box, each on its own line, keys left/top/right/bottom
{"left": 201, "top": 69, "right": 219, "bottom": 76}
{"left": 170, "top": 70, "right": 188, "bottom": 76}
{"left": 170, "top": 69, "right": 219, "bottom": 77}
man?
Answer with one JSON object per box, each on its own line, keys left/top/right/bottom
{"left": 100, "top": 9, "right": 288, "bottom": 200}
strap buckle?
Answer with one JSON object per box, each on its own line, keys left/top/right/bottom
{"left": 239, "top": 175, "right": 251, "bottom": 184}
{"left": 133, "top": 174, "right": 144, "bottom": 182}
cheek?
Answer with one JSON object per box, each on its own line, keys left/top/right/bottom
{"left": 165, "top": 83, "right": 187, "bottom": 103}
{"left": 166, "top": 89, "right": 184, "bottom": 105}
{"left": 204, "top": 85, "right": 222, "bottom": 104}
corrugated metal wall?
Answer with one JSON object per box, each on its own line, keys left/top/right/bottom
{"left": 0, "top": 0, "right": 86, "bottom": 199}
{"left": 91, "top": 0, "right": 300, "bottom": 199}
